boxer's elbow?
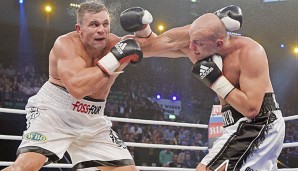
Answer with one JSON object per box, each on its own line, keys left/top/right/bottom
{"left": 244, "top": 106, "right": 260, "bottom": 119}
{"left": 68, "top": 88, "right": 85, "bottom": 100}
{"left": 66, "top": 83, "right": 86, "bottom": 100}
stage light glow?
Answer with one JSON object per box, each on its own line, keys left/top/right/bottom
{"left": 294, "top": 47, "right": 298, "bottom": 54}
{"left": 158, "top": 24, "right": 165, "bottom": 32}
{"left": 70, "top": 3, "right": 80, "bottom": 8}
{"left": 280, "top": 44, "right": 285, "bottom": 48}
{"left": 19, "top": 0, "right": 24, "bottom": 4}
{"left": 45, "top": 5, "right": 52, "bottom": 13}
{"left": 156, "top": 95, "right": 161, "bottom": 99}
{"left": 172, "top": 96, "right": 177, "bottom": 101}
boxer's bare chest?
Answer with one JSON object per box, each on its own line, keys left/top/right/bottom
{"left": 222, "top": 53, "right": 240, "bottom": 89}
{"left": 84, "top": 49, "right": 117, "bottom": 99}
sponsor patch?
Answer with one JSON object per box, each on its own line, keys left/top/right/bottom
{"left": 24, "top": 132, "right": 47, "bottom": 142}
{"left": 72, "top": 101, "right": 102, "bottom": 115}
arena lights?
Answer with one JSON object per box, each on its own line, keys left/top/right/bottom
{"left": 172, "top": 96, "right": 177, "bottom": 101}
{"left": 70, "top": 3, "right": 80, "bottom": 8}
{"left": 280, "top": 44, "right": 285, "bottom": 48}
{"left": 294, "top": 47, "right": 298, "bottom": 54}
{"left": 158, "top": 24, "right": 165, "bottom": 32}
{"left": 156, "top": 94, "right": 161, "bottom": 99}
{"left": 45, "top": 5, "right": 52, "bottom": 13}
{"left": 19, "top": 0, "right": 24, "bottom": 4}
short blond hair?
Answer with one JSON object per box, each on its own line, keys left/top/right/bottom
{"left": 77, "top": 1, "right": 109, "bottom": 24}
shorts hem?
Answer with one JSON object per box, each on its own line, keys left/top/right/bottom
{"left": 17, "top": 146, "right": 59, "bottom": 164}
{"left": 73, "top": 159, "right": 135, "bottom": 170}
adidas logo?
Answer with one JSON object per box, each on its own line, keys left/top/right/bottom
{"left": 115, "top": 42, "right": 127, "bottom": 54}
{"left": 200, "top": 65, "right": 213, "bottom": 79}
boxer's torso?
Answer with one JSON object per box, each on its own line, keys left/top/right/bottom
{"left": 219, "top": 36, "right": 274, "bottom": 105}
{"left": 49, "top": 31, "right": 122, "bottom": 100}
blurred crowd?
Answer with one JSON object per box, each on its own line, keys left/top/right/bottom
{"left": 0, "top": 63, "right": 298, "bottom": 168}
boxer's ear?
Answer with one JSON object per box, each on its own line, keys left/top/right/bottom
{"left": 216, "top": 39, "right": 223, "bottom": 49}
{"left": 75, "top": 24, "right": 81, "bottom": 34}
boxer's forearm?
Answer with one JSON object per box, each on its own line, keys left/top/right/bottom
{"left": 60, "top": 66, "right": 111, "bottom": 99}
{"left": 223, "top": 89, "right": 264, "bottom": 119}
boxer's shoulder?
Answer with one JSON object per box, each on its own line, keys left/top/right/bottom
{"left": 53, "top": 32, "right": 78, "bottom": 49}
{"left": 53, "top": 32, "right": 86, "bottom": 55}
{"left": 232, "top": 36, "right": 263, "bottom": 50}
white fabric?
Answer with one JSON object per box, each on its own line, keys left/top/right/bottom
{"left": 97, "top": 52, "right": 120, "bottom": 76}
{"left": 19, "top": 81, "right": 133, "bottom": 166}
{"left": 221, "top": 17, "right": 241, "bottom": 32}
{"left": 142, "top": 10, "right": 153, "bottom": 24}
{"left": 201, "top": 110, "right": 285, "bottom": 171}
{"left": 210, "top": 55, "right": 234, "bottom": 99}
{"left": 212, "top": 55, "right": 223, "bottom": 71}
{"left": 211, "top": 76, "right": 234, "bottom": 99}
{"left": 135, "top": 25, "right": 152, "bottom": 38}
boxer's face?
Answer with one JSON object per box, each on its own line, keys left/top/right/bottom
{"left": 189, "top": 20, "right": 218, "bottom": 62}
{"left": 189, "top": 30, "right": 217, "bottom": 61}
{"left": 76, "top": 10, "right": 110, "bottom": 50}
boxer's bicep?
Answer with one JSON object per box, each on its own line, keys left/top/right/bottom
{"left": 53, "top": 38, "right": 110, "bottom": 99}
{"left": 239, "top": 46, "right": 268, "bottom": 105}
{"left": 53, "top": 38, "right": 87, "bottom": 87}
{"left": 224, "top": 46, "right": 269, "bottom": 118}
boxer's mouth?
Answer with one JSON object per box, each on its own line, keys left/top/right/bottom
{"left": 95, "top": 38, "right": 105, "bottom": 41}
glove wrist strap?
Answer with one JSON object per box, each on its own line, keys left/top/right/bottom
{"left": 211, "top": 76, "right": 234, "bottom": 99}
{"left": 135, "top": 25, "right": 152, "bottom": 38}
{"left": 221, "top": 17, "right": 241, "bottom": 32}
{"left": 97, "top": 52, "right": 120, "bottom": 76}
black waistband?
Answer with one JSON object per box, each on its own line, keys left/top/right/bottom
{"left": 221, "top": 93, "right": 279, "bottom": 127}
{"left": 49, "top": 82, "right": 106, "bottom": 102}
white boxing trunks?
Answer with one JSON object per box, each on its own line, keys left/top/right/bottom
{"left": 201, "top": 93, "right": 285, "bottom": 171}
{"left": 17, "top": 81, "right": 134, "bottom": 170}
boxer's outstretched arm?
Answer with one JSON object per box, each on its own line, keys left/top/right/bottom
{"left": 141, "top": 25, "right": 190, "bottom": 57}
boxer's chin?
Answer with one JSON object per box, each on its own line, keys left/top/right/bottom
{"left": 93, "top": 42, "right": 106, "bottom": 50}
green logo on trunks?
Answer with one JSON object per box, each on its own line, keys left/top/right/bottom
{"left": 23, "top": 132, "right": 47, "bottom": 142}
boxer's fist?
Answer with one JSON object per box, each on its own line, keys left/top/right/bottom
{"left": 192, "top": 55, "right": 223, "bottom": 87}
{"left": 192, "top": 55, "right": 234, "bottom": 99}
{"left": 214, "top": 5, "right": 243, "bottom": 31}
{"left": 120, "top": 7, "right": 153, "bottom": 38}
{"left": 97, "top": 39, "right": 143, "bottom": 76}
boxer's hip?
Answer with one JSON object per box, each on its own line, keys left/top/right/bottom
{"left": 221, "top": 92, "right": 280, "bottom": 128}
{"left": 26, "top": 81, "right": 110, "bottom": 127}
{"left": 204, "top": 93, "right": 284, "bottom": 170}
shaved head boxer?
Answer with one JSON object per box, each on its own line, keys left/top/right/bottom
{"left": 190, "top": 13, "right": 284, "bottom": 171}
{"left": 139, "top": 6, "right": 284, "bottom": 171}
